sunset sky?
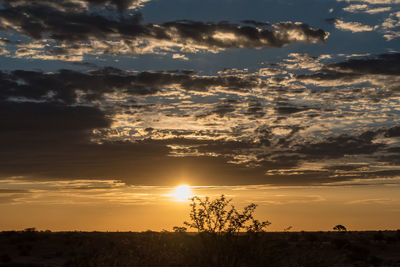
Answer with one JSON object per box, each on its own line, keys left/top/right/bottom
{"left": 1, "top": 0, "right": 400, "bottom": 231}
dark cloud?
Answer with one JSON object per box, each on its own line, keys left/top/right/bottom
{"left": 0, "top": 78, "right": 268, "bottom": 185}
{"left": 0, "top": 68, "right": 264, "bottom": 104}
{"left": 261, "top": 154, "right": 302, "bottom": 169}
{"left": 197, "top": 99, "right": 238, "bottom": 118}
{"left": 387, "top": 147, "right": 400, "bottom": 153}
{"left": 329, "top": 53, "right": 400, "bottom": 76}
{"left": 0, "top": 101, "right": 111, "bottom": 160}
{"left": 0, "top": 6, "right": 144, "bottom": 41}
{"left": 324, "top": 165, "right": 365, "bottom": 171}
{"left": 263, "top": 169, "right": 400, "bottom": 186}
{"left": 0, "top": 96, "right": 302, "bottom": 185}
{"left": 0, "top": 101, "right": 110, "bottom": 133}
{"left": 85, "top": 0, "right": 145, "bottom": 11}
{"left": 383, "top": 125, "right": 400, "bottom": 137}
{"left": 296, "top": 130, "right": 383, "bottom": 160}
{"left": 0, "top": 0, "right": 145, "bottom": 11}
{"left": 277, "top": 126, "right": 304, "bottom": 147}
{"left": 296, "top": 53, "right": 400, "bottom": 83}
{"left": 1, "top": 93, "right": 400, "bottom": 185}
{"left": 0, "top": 117, "right": 267, "bottom": 185}
{"left": 2, "top": 59, "right": 400, "bottom": 186}
{"left": 245, "top": 101, "right": 265, "bottom": 118}
{"left": 0, "top": 3, "right": 328, "bottom": 56}
{"left": 241, "top": 20, "right": 271, "bottom": 27}
{"left": 296, "top": 71, "right": 360, "bottom": 83}
{"left": 263, "top": 170, "right": 334, "bottom": 185}
{"left": 254, "top": 125, "right": 273, "bottom": 146}
{"left": 274, "top": 105, "right": 311, "bottom": 115}
{"left": 0, "top": 99, "right": 173, "bottom": 184}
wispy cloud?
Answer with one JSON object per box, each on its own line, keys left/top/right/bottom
{"left": 334, "top": 19, "right": 375, "bottom": 32}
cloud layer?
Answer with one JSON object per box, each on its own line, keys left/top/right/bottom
{"left": 0, "top": 51, "right": 400, "bottom": 185}
{"left": 0, "top": 1, "right": 328, "bottom": 60}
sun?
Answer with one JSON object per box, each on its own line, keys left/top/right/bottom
{"left": 173, "top": 185, "right": 192, "bottom": 202}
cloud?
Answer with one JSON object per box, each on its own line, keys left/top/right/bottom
{"left": 0, "top": 68, "right": 268, "bottom": 105}
{"left": 0, "top": 101, "right": 110, "bottom": 133}
{"left": 380, "top": 11, "right": 400, "bottom": 40}
{"left": 295, "top": 131, "right": 384, "bottom": 160}
{"left": 245, "top": 101, "right": 265, "bottom": 118}
{"left": 329, "top": 53, "right": 400, "bottom": 75}
{"left": 343, "top": 4, "right": 392, "bottom": 14}
{"left": 0, "top": 0, "right": 150, "bottom": 11}
{"left": 338, "top": 0, "right": 400, "bottom": 4}
{"left": 1, "top": 51, "right": 400, "bottom": 186}
{"left": 255, "top": 194, "right": 325, "bottom": 205}
{"left": 0, "top": 3, "right": 329, "bottom": 59}
{"left": 0, "top": 178, "right": 179, "bottom": 205}
{"left": 172, "top": 54, "right": 189, "bottom": 61}
{"left": 343, "top": 4, "right": 370, "bottom": 12}
{"left": 339, "top": 1, "right": 400, "bottom": 40}
{"left": 274, "top": 104, "right": 312, "bottom": 115}
{"left": 334, "top": 19, "right": 375, "bottom": 32}
{"left": 0, "top": 47, "right": 8, "bottom": 55}
{"left": 365, "top": 6, "right": 392, "bottom": 13}
{"left": 346, "top": 198, "right": 396, "bottom": 205}
{"left": 0, "top": 68, "right": 266, "bottom": 184}
{"left": 296, "top": 53, "right": 400, "bottom": 89}
{"left": 197, "top": 99, "right": 238, "bottom": 118}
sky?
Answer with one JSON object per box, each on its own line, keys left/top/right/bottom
{"left": 1, "top": 0, "right": 400, "bottom": 231}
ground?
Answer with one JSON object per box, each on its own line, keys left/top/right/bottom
{"left": 0, "top": 230, "right": 400, "bottom": 266}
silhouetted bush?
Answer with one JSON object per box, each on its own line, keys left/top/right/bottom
{"left": 183, "top": 195, "right": 270, "bottom": 234}
{"left": 333, "top": 224, "right": 347, "bottom": 232}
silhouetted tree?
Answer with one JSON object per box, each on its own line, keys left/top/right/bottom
{"left": 183, "top": 195, "right": 270, "bottom": 234}
{"left": 333, "top": 225, "right": 347, "bottom": 232}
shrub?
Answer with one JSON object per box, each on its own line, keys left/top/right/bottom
{"left": 183, "top": 195, "right": 270, "bottom": 234}
{"left": 333, "top": 225, "right": 347, "bottom": 232}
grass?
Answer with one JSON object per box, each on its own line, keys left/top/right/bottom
{"left": 0, "top": 230, "right": 399, "bottom": 266}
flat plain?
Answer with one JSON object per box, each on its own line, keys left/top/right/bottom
{"left": 0, "top": 230, "right": 399, "bottom": 266}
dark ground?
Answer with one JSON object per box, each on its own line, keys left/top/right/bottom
{"left": 0, "top": 230, "right": 400, "bottom": 266}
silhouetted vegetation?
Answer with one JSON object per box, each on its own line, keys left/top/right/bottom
{"left": 0, "top": 198, "right": 399, "bottom": 266}
{"left": 182, "top": 195, "right": 270, "bottom": 234}
{"left": 333, "top": 224, "right": 347, "bottom": 232}
{"left": 0, "top": 230, "right": 400, "bottom": 266}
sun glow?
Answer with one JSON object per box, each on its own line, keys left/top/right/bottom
{"left": 173, "top": 185, "right": 192, "bottom": 202}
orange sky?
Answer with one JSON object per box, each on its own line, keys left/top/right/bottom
{"left": 1, "top": 179, "right": 399, "bottom": 231}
